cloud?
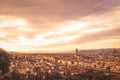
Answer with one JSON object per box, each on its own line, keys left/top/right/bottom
{"left": 0, "top": 0, "right": 120, "bottom": 52}
{"left": 73, "top": 27, "right": 120, "bottom": 44}
{"left": 0, "top": 0, "right": 120, "bottom": 21}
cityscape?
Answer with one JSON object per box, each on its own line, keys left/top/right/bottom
{"left": 0, "top": 0, "right": 120, "bottom": 80}
{"left": 0, "top": 48, "right": 120, "bottom": 80}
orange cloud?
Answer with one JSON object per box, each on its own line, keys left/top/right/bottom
{"left": 0, "top": 0, "right": 120, "bottom": 52}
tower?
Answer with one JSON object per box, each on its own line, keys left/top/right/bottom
{"left": 75, "top": 48, "right": 79, "bottom": 68}
{"left": 76, "top": 48, "right": 78, "bottom": 56}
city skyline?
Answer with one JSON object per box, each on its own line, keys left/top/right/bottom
{"left": 0, "top": 0, "right": 120, "bottom": 52}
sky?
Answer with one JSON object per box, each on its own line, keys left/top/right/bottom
{"left": 0, "top": 0, "right": 120, "bottom": 53}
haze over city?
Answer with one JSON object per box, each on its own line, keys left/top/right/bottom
{"left": 0, "top": 0, "right": 120, "bottom": 52}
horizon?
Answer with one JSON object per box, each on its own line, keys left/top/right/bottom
{"left": 8, "top": 48, "right": 120, "bottom": 53}
{"left": 0, "top": 0, "right": 120, "bottom": 53}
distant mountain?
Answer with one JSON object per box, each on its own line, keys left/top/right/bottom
{"left": 78, "top": 48, "right": 120, "bottom": 54}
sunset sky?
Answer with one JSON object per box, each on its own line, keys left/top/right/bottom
{"left": 0, "top": 0, "right": 120, "bottom": 52}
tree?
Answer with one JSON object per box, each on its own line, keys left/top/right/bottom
{"left": 0, "top": 48, "right": 10, "bottom": 74}
{"left": 0, "top": 48, "right": 10, "bottom": 79}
